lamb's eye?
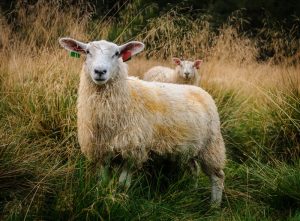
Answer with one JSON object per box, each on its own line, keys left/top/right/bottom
{"left": 86, "top": 50, "right": 90, "bottom": 54}
{"left": 114, "top": 51, "right": 120, "bottom": 57}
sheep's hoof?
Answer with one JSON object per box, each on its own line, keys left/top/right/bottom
{"left": 118, "top": 169, "right": 132, "bottom": 189}
{"left": 210, "top": 201, "right": 221, "bottom": 209}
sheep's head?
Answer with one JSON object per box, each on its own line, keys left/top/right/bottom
{"left": 173, "top": 58, "right": 202, "bottom": 80}
{"left": 59, "top": 38, "right": 144, "bottom": 85}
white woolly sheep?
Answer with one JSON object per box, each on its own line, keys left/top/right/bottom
{"left": 59, "top": 38, "right": 226, "bottom": 206}
{"left": 143, "top": 58, "right": 203, "bottom": 86}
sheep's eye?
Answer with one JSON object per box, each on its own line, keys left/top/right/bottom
{"left": 114, "top": 51, "right": 120, "bottom": 57}
{"left": 86, "top": 50, "right": 90, "bottom": 54}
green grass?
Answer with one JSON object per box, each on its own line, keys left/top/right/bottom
{"left": 0, "top": 1, "right": 299, "bottom": 220}
{"left": 0, "top": 73, "right": 299, "bottom": 220}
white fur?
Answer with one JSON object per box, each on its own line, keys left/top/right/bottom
{"left": 59, "top": 38, "right": 226, "bottom": 206}
{"left": 143, "top": 59, "right": 202, "bottom": 86}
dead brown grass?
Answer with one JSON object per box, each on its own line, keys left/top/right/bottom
{"left": 0, "top": 1, "right": 300, "bottom": 219}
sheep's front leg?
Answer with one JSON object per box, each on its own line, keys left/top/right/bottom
{"left": 77, "top": 121, "right": 98, "bottom": 160}
{"left": 118, "top": 167, "right": 132, "bottom": 189}
{"left": 189, "top": 159, "right": 201, "bottom": 188}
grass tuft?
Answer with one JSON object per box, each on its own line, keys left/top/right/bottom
{"left": 0, "top": 1, "right": 299, "bottom": 220}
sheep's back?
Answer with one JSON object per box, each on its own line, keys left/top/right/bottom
{"left": 143, "top": 66, "right": 176, "bottom": 83}
{"left": 129, "top": 78, "right": 220, "bottom": 154}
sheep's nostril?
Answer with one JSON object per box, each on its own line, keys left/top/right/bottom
{"left": 184, "top": 73, "right": 189, "bottom": 77}
{"left": 94, "top": 69, "right": 107, "bottom": 76}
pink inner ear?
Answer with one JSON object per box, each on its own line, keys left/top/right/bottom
{"left": 194, "top": 60, "right": 203, "bottom": 69}
{"left": 122, "top": 50, "right": 132, "bottom": 62}
{"left": 64, "top": 39, "right": 85, "bottom": 52}
{"left": 74, "top": 45, "right": 85, "bottom": 52}
{"left": 173, "top": 58, "right": 181, "bottom": 65}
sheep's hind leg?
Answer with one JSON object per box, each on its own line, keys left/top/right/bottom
{"left": 200, "top": 160, "right": 224, "bottom": 206}
{"left": 210, "top": 169, "right": 225, "bottom": 206}
{"left": 199, "top": 140, "right": 226, "bottom": 207}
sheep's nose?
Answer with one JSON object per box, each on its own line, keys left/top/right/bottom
{"left": 94, "top": 69, "right": 107, "bottom": 76}
{"left": 184, "top": 72, "right": 189, "bottom": 77}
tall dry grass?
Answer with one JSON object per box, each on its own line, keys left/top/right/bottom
{"left": 0, "top": 0, "right": 299, "bottom": 220}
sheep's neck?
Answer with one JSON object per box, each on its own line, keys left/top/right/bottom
{"left": 79, "top": 67, "right": 130, "bottom": 111}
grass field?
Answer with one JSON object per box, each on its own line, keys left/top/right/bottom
{"left": 0, "top": 1, "right": 300, "bottom": 220}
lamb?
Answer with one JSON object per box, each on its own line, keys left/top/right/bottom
{"left": 59, "top": 37, "right": 226, "bottom": 206}
{"left": 143, "top": 58, "right": 203, "bottom": 86}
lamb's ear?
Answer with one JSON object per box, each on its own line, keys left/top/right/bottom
{"left": 59, "top": 37, "right": 87, "bottom": 53}
{"left": 173, "top": 57, "right": 181, "bottom": 65}
{"left": 193, "top": 59, "right": 203, "bottom": 69}
{"left": 119, "top": 41, "right": 145, "bottom": 62}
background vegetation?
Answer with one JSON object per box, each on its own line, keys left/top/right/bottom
{"left": 0, "top": 0, "right": 299, "bottom": 220}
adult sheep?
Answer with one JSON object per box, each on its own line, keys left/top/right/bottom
{"left": 143, "top": 58, "right": 202, "bottom": 86}
{"left": 59, "top": 38, "right": 226, "bottom": 206}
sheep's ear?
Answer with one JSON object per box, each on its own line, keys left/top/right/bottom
{"left": 119, "top": 41, "right": 144, "bottom": 62}
{"left": 173, "top": 57, "right": 181, "bottom": 65}
{"left": 59, "top": 37, "right": 87, "bottom": 53}
{"left": 193, "top": 59, "right": 203, "bottom": 69}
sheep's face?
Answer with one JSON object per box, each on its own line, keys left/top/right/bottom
{"left": 84, "top": 41, "right": 122, "bottom": 85}
{"left": 173, "top": 58, "right": 202, "bottom": 80}
{"left": 59, "top": 38, "right": 144, "bottom": 85}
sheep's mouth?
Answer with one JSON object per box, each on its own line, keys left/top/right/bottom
{"left": 94, "top": 77, "right": 106, "bottom": 82}
{"left": 92, "top": 77, "right": 108, "bottom": 85}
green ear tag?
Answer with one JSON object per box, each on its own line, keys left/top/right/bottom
{"left": 70, "top": 51, "right": 80, "bottom": 58}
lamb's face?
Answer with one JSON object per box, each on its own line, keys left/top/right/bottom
{"left": 84, "top": 41, "right": 121, "bottom": 85}
{"left": 178, "top": 61, "right": 197, "bottom": 80}
{"left": 173, "top": 58, "right": 203, "bottom": 80}
{"left": 59, "top": 38, "right": 145, "bottom": 85}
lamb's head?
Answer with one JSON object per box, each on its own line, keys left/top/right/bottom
{"left": 173, "top": 58, "right": 203, "bottom": 80}
{"left": 59, "top": 38, "right": 144, "bottom": 85}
